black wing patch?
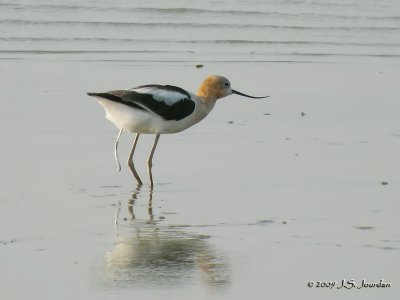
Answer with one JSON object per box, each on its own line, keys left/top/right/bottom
{"left": 87, "top": 92, "right": 145, "bottom": 111}
{"left": 87, "top": 87, "right": 195, "bottom": 121}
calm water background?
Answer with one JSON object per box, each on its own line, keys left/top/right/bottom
{"left": 1, "top": 1, "right": 400, "bottom": 299}
{"left": 1, "top": 0, "right": 400, "bottom": 62}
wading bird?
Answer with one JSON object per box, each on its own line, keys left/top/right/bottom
{"left": 88, "top": 75, "right": 268, "bottom": 187}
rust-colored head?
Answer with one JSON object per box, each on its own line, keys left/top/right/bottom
{"left": 196, "top": 75, "right": 269, "bottom": 102}
{"left": 196, "top": 75, "right": 232, "bottom": 101}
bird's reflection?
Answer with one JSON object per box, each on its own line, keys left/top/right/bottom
{"left": 104, "top": 185, "right": 230, "bottom": 290}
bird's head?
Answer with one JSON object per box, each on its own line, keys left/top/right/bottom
{"left": 197, "top": 75, "right": 268, "bottom": 102}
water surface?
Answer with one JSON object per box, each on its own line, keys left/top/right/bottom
{"left": 0, "top": 1, "right": 399, "bottom": 299}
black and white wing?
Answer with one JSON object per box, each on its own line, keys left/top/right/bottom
{"left": 87, "top": 85, "right": 195, "bottom": 121}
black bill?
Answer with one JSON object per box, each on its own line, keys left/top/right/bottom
{"left": 232, "top": 89, "right": 269, "bottom": 99}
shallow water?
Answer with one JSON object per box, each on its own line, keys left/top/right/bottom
{"left": 1, "top": 0, "right": 400, "bottom": 299}
{"left": 1, "top": 0, "right": 400, "bottom": 62}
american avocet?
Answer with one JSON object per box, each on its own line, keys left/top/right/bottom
{"left": 88, "top": 75, "right": 268, "bottom": 187}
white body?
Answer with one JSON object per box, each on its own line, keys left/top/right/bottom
{"left": 97, "top": 92, "right": 216, "bottom": 134}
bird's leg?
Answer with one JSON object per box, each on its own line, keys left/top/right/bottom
{"left": 114, "top": 128, "right": 123, "bottom": 171}
{"left": 129, "top": 184, "right": 142, "bottom": 220}
{"left": 127, "top": 133, "right": 143, "bottom": 185}
{"left": 147, "top": 134, "right": 160, "bottom": 188}
{"left": 148, "top": 189, "right": 154, "bottom": 222}
{"left": 114, "top": 200, "right": 121, "bottom": 226}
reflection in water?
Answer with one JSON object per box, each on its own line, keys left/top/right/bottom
{"left": 103, "top": 185, "right": 230, "bottom": 290}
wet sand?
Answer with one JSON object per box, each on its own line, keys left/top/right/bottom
{"left": 1, "top": 58, "right": 399, "bottom": 299}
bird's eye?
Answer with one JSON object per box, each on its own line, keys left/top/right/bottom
{"left": 224, "top": 82, "right": 230, "bottom": 87}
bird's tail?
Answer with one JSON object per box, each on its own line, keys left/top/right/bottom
{"left": 87, "top": 92, "right": 101, "bottom": 97}
{"left": 87, "top": 92, "right": 126, "bottom": 104}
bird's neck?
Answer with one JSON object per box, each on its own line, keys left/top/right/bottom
{"left": 189, "top": 95, "right": 216, "bottom": 126}
{"left": 196, "top": 86, "right": 222, "bottom": 102}
{"left": 197, "top": 95, "right": 217, "bottom": 113}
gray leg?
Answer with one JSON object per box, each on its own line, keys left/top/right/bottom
{"left": 128, "top": 133, "right": 143, "bottom": 185}
{"left": 114, "top": 128, "right": 123, "bottom": 171}
{"left": 114, "top": 201, "right": 121, "bottom": 225}
{"left": 147, "top": 134, "right": 160, "bottom": 188}
{"left": 148, "top": 189, "right": 154, "bottom": 222}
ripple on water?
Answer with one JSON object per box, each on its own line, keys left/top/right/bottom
{"left": 1, "top": 0, "right": 399, "bottom": 62}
